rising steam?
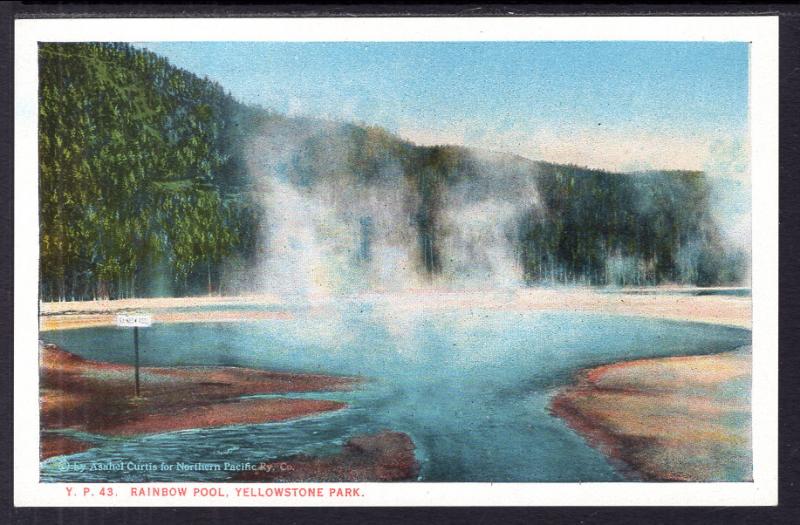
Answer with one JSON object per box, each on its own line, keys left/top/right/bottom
{"left": 238, "top": 116, "right": 747, "bottom": 298}
{"left": 243, "top": 119, "right": 538, "bottom": 298}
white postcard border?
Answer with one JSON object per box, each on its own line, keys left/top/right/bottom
{"left": 14, "top": 16, "right": 779, "bottom": 507}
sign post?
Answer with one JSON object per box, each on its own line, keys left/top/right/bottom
{"left": 115, "top": 313, "right": 153, "bottom": 398}
{"left": 134, "top": 325, "right": 140, "bottom": 396}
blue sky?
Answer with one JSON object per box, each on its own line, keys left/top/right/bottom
{"left": 137, "top": 41, "right": 749, "bottom": 175}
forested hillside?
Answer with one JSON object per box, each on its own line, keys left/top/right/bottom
{"left": 38, "top": 42, "right": 746, "bottom": 301}
{"left": 518, "top": 166, "right": 746, "bottom": 286}
{"left": 39, "top": 42, "right": 264, "bottom": 300}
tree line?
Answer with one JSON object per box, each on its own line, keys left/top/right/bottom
{"left": 39, "top": 42, "right": 263, "bottom": 300}
{"left": 518, "top": 165, "right": 745, "bottom": 286}
{"left": 39, "top": 42, "right": 746, "bottom": 301}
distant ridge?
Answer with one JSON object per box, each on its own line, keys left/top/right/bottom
{"left": 38, "top": 42, "right": 746, "bottom": 301}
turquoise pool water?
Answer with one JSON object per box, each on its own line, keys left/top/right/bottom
{"left": 40, "top": 304, "right": 750, "bottom": 482}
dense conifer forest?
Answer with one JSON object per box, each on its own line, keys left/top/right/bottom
{"left": 38, "top": 42, "right": 746, "bottom": 301}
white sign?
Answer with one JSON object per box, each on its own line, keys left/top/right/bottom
{"left": 115, "top": 313, "right": 153, "bottom": 327}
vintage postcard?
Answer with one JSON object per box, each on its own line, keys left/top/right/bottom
{"left": 14, "top": 16, "right": 778, "bottom": 506}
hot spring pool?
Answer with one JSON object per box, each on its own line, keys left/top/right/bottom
{"left": 40, "top": 304, "right": 750, "bottom": 482}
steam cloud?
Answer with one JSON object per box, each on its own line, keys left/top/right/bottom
{"left": 244, "top": 120, "right": 538, "bottom": 298}
{"left": 238, "top": 117, "right": 748, "bottom": 298}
